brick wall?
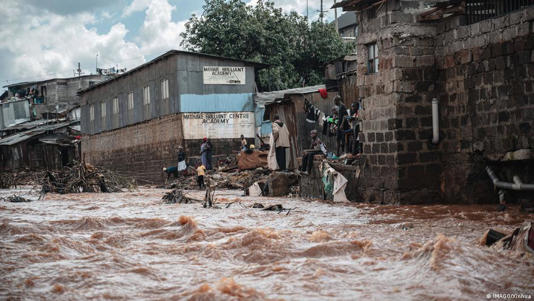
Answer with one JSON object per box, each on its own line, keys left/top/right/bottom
{"left": 434, "top": 9, "right": 534, "bottom": 203}
{"left": 355, "top": 0, "right": 438, "bottom": 203}
{"left": 82, "top": 114, "right": 185, "bottom": 184}
{"left": 353, "top": 2, "right": 533, "bottom": 204}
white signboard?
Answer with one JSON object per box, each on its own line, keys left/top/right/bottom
{"left": 182, "top": 112, "right": 255, "bottom": 139}
{"left": 203, "top": 66, "right": 246, "bottom": 85}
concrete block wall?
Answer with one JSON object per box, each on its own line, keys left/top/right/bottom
{"left": 355, "top": 0, "right": 439, "bottom": 203}
{"left": 434, "top": 8, "right": 534, "bottom": 203}
{"left": 81, "top": 113, "right": 184, "bottom": 184}
{"left": 352, "top": 1, "right": 533, "bottom": 204}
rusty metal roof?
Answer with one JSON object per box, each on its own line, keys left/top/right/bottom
{"left": 0, "top": 121, "right": 76, "bottom": 146}
{"left": 254, "top": 85, "right": 326, "bottom": 107}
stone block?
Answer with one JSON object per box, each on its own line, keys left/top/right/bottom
{"left": 479, "top": 19, "right": 492, "bottom": 33}
{"left": 420, "top": 151, "right": 439, "bottom": 162}
{"left": 415, "top": 105, "right": 431, "bottom": 115}
{"left": 420, "top": 116, "right": 432, "bottom": 127}
{"left": 406, "top": 117, "right": 418, "bottom": 128}
{"left": 393, "top": 55, "right": 416, "bottom": 68}
{"left": 265, "top": 172, "right": 299, "bottom": 197}
{"left": 388, "top": 118, "right": 403, "bottom": 130}
{"left": 372, "top": 143, "right": 380, "bottom": 154}
{"left": 395, "top": 130, "right": 416, "bottom": 141}
{"left": 416, "top": 55, "right": 435, "bottom": 67}
{"left": 502, "top": 27, "right": 516, "bottom": 42}
{"left": 368, "top": 132, "right": 376, "bottom": 142}
{"left": 469, "top": 22, "right": 481, "bottom": 37}
{"left": 397, "top": 152, "right": 417, "bottom": 165}
{"left": 418, "top": 129, "right": 433, "bottom": 140}
{"left": 510, "top": 10, "right": 524, "bottom": 25}
{"left": 407, "top": 141, "right": 423, "bottom": 152}
{"left": 455, "top": 49, "right": 472, "bottom": 64}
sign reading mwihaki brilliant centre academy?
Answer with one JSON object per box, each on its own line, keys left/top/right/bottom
{"left": 203, "top": 66, "right": 246, "bottom": 85}
{"left": 182, "top": 112, "right": 255, "bottom": 139}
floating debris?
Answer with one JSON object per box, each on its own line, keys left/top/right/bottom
{"left": 40, "top": 162, "right": 136, "bottom": 194}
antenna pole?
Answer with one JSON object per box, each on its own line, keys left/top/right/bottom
{"left": 320, "top": 0, "right": 323, "bottom": 23}
{"left": 334, "top": 0, "right": 338, "bottom": 31}
{"left": 307, "top": 0, "right": 309, "bottom": 20}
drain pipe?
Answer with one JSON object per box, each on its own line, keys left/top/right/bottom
{"left": 485, "top": 166, "right": 534, "bottom": 191}
{"left": 432, "top": 98, "right": 439, "bottom": 144}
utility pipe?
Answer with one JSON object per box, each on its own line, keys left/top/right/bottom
{"left": 432, "top": 98, "right": 439, "bottom": 144}
{"left": 485, "top": 166, "right": 534, "bottom": 191}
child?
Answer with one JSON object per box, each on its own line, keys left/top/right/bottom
{"left": 196, "top": 164, "right": 206, "bottom": 189}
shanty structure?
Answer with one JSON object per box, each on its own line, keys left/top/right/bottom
{"left": 0, "top": 99, "right": 30, "bottom": 132}
{"left": 79, "top": 50, "right": 267, "bottom": 182}
{"left": 0, "top": 120, "right": 79, "bottom": 171}
{"left": 3, "top": 74, "right": 108, "bottom": 119}
{"left": 337, "top": 12, "right": 358, "bottom": 42}
{"left": 255, "top": 85, "right": 341, "bottom": 169}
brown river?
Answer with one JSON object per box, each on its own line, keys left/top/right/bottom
{"left": 1, "top": 187, "right": 533, "bottom": 300}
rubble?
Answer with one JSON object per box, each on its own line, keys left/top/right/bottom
{"left": 40, "top": 162, "right": 136, "bottom": 194}
{"left": 162, "top": 189, "right": 195, "bottom": 204}
{"left": 264, "top": 171, "right": 299, "bottom": 196}
{"left": 1, "top": 195, "right": 33, "bottom": 203}
{"left": 0, "top": 171, "right": 39, "bottom": 189}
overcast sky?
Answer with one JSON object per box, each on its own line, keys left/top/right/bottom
{"left": 0, "top": 0, "right": 339, "bottom": 93}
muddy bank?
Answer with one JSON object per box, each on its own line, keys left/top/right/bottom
{"left": 0, "top": 187, "right": 533, "bottom": 300}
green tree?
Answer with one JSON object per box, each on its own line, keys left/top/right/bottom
{"left": 181, "top": 0, "right": 352, "bottom": 91}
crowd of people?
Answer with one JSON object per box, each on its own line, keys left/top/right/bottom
{"left": 164, "top": 94, "right": 361, "bottom": 187}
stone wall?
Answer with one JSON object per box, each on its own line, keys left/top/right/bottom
{"left": 355, "top": 0, "right": 438, "bottom": 203}
{"left": 352, "top": 1, "right": 533, "bottom": 204}
{"left": 82, "top": 114, "right": 184, "bottom": 184}
{"left": 435, "top": 9, "right": 534, "bottom": 203}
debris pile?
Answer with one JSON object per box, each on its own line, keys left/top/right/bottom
{"left": 0, "top": 171, "right": 38, "bottom": 189}
{"left": 162, "top": 189, "right": 195, "bottom": 204}
{"left": 212, "top": 168, "right": 271, "bottom": 190}
{"left": 40, "top": 162, "right": 136, "bottom": 194}
{"left": 0, "top": 173, "right": 15, "bottom": 189}
{"left": 0, "top": 195, "right": 32, "bottom": 203}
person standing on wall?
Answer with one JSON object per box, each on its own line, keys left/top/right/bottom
{"left": 200, "top": 137, "right": 213, "bottom": 170}
{"left": 268, "top": 115, "right": 290, "bottom": 171}
{"left": 350, "top": 101, "right": 362, "bottom": 154}
{"left": 334, "top": 95, "right": 349, "bottom": 155}
{"left": 300, "top": 129, "right": 327, "bottom": 175}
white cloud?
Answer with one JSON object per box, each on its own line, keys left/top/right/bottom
{"left": 0, "top": 0, "right": 189, "bottom": 88}
{"left": 0, "top": 0, "right": 339, "bottom": 88}
{"left": 136, "top": 0, "right": 186, "bottom": 56}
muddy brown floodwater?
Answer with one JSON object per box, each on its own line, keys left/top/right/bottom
{"left": 1, "top": 187, "right": 533, "bottom": 300}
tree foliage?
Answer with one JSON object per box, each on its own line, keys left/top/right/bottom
{"left": 180, "top": 0, "right": 352, "bottom": 91}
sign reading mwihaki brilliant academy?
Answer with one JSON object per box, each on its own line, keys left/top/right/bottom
{"left": 182, "top": 112, "right": 254, "bottom": 139}
{"left": 203, "top": 66, "right": 246, "bottom": 85}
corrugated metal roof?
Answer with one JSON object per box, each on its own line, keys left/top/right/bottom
{"left": 0, "top": 119, "right": 54, "bottom": 132}
{"left": 79, "top": 50, "right": 270, "bottom": 94}
{"left": 254, "top": 85, "right": 326, "bottom": 107}
{"left": 0, "top": 121, "right": 76, "bottom": 146}
{"left": 3, "top": 74, "right": 105, "bottom": 89}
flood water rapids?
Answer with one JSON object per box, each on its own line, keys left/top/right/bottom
{"left": 1, "top": 187, "right": 533, "bottom": 300}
